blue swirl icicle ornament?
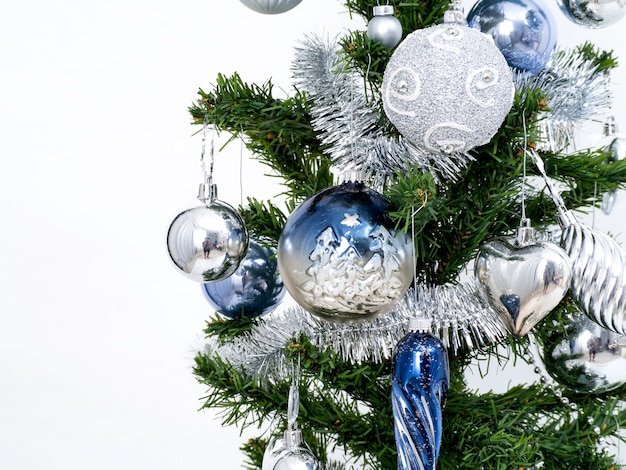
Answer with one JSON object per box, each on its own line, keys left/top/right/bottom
{"left": 392, "top": 318, "right": 450, "bottom": 470}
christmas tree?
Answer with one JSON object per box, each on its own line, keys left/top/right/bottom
{"left": 181, "top": 0, "right": 626, "bottom": 468}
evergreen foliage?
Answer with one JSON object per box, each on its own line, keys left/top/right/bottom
{"left": 191, "top": 1, "right": 626, "bottom": 468}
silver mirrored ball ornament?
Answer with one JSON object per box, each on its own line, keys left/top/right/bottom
{"left": 557, "top": 0, "right": 625, "bottom": 28}
{"left": 277, "top": 180, "right": 414, "bottom": 323}
{"left": 539, "top": 313, "right": 626, "bottom": 394}
{"left": 239, "top": 0, "right": 303, "bottom": 14}
{"left": 167, "top": 198, "right": 249, "bottom": 283}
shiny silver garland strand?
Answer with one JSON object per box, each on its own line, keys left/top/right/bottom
{"left": 203, "top": 283, "right": 507, "bottom": 386}
{"left": 516, "top": 46, "right": 613, "bottom": 151}
{"left": 290, "top": 34, "right": 475, "bottom": 185}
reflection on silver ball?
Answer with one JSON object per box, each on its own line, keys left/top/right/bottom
{"left": 539, "top": 313, "right": 626, "bottom": 394}
{"left": 201, "top": 240, "right": 284, "bottom": 319}
{"left": 382, "top": 22, "right": 514, "bottom": 154}
{"left": 277, "top": 181, "right": 414, "bottom": 323}
{"left": 557, "top": 0, "right": 625, "bottom": 28}
{"left": 467, "top": 0, "right": 557, "bottom": 74}
{"left": 273, "top": 450, "right": 319, "bottom": 470}
{"left": 166, "top": 201, "right": 249, "bottom": 282}
{"left": 239, "top": 0, "right": 302, "bottom": 14}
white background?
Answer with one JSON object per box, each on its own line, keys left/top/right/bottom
{"left": 1, "top": 0, "right": 625, "bottom": 469}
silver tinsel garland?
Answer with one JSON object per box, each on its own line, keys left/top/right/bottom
{"left": 516, "top": 46, "right": 613, "bottom": 151}
{"left": 203, "top": 283, "right": 507, "bottom": 385}
{"left": 291, "top": 34, "right": 475, "bottom": 185}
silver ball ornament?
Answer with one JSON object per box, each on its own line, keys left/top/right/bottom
{"left": 467, "top": 0, "right": 558, "bottom": 75}
{"left": 382, "top": 20, "right": 514, "bottom": 154}
{"left": 167, "top": 186, "right": 249, "bottom": 282}
{"left": 277, "top": 180, "right": 414, "bottom": 323}
{"left": 538, "top": 313, "right": 626, "bottom": 394}
{"left": 557, "top": 0, "right": 625, "bottom": 28}
{"left": 201, "top": 240, "right": 284, "bottom": 319}
{"left": 239, "top": 0, "right": 303, "bottom": 14}
{"left": 367, "top": 5, "right": 403, "bottom": 49}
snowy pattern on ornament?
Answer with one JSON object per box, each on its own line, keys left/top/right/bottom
{"left": 382, "top": 23, "right": 514, "bottom": 154}
{"left": 277, "top": 181, "right": 414, "bottom": 323}
{"left": 300, "top": 224, "right": 406, "bottom": 315}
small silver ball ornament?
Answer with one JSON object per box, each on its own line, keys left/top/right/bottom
{"left": 167, "top": 184, "right": 249, "bottom": 282}
{"left": 367, "top": 5, "right": 403, "bottom": 49}
{"left": 239, "top": 0, "right": 303, "bottom": 14}
{"left": 557, "top": 0, "right": 625, "bottom": 28}
{"left": 277, "top": 180, "right": 414, "bottom": 323}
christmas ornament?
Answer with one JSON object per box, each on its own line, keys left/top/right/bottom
{"left": 367, "top": 5, "right": 403, "bottom": 49}
{"left": 201, "top": 240, "right": 285, "bottom": 319}
{"left": 277, "top": 177, "right": 414, "bottom": 323}
{"left": 467, "top": 0, "right": 557, "bottom": 75}
{"left": 392, "top": 318, "right": 449, "bottom": 470}
{"left": 166, "top": 120, "right": 249, "bottom": 282}
{"left": 537, "top": 313, "right": 626, "bottom": 394}
{"left": 239, "top": 0, "right": 302, "bottom": 15}
{"left": 292, "top": 35, "right": 476, "bottom": 185}
{"left": 474, "top": 219, "right": 572, "bottom": 336}
{"left": 557, "top": 0, "right": 625, "bottom": 28}
{"left": 262, "top": 361, "right": 320, "bottom": 470}
{"left": 529, "top": 149, "right": 626, "bottom": 336}
{"left": 381, "top": 6, "right": 514, "bottom": 154}
{"left": 601, "top": 116, "right": 626, "bottom": 215}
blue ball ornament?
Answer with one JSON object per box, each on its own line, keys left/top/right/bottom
{"left": 201, "top": 240, "right": 285, "bottom": 319}
{"left": 277, "top": 180, "right": 414, "bottom": 323}
{"left": 392, "top": 320, "right": 449, "bottom": 470}
{"left": 467, "top": 0, "right": 557, "bottom": 75}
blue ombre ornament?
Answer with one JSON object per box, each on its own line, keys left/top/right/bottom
{"left": 201, "top": 240, "right": 285, "bottom": 319}
{"left": 392, "top": 318, "right": 450, "bottom": 470}
{"left": 277, "top": 177, "right": 414, "bottom": 323}
{"left": 467, "top": 0, "right": 557, "bottom": 75}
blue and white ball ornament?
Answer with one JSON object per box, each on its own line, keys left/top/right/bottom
{"left": 277, "top": 179, "right": 414, "bottom": 323}
{"left": 201, "top": 240, "right": 285, "bottom": 319}
{"left": 467, "top": 0, "right": 558, "bottom": 75}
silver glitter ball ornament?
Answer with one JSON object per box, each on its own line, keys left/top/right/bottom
{"left": 201, "top": 240, "right": 284, "bottom": 319}
{"left": 557, "top": 0, "right": 625, "bottom": 28}
{"left": 538, "top": 313, "right": 626, "bottom": 394}
{"left": 167, "top": 186, "right": 249, "bottom": 282}
{"left": 277, "top": 180, "right": 414, "bottom": 323}
{"left": 382, "top": 20, "right": 514, "bottom": 154}
{"left": 467, "top": 0, "right": 558, "bottom": 75}
{"left": 239, "top": 0, "right": 303, "bottom": 14}
{"left": 367, "top": 5, "right": 403, "bottom": 49}
{"left": 475, "top": 222, "right": 572, "bottom": 336}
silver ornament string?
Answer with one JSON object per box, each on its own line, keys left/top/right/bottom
{"left": 198, "top": 115, "right": 218, "bottom": 205}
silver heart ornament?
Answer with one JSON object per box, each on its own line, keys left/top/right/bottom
{"left": 474, "top": 237, "right": 572, "bottom": 336}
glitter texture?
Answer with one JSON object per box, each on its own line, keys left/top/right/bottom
{"left": 382, "top": 23, "right": 515, "bottom": 154}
